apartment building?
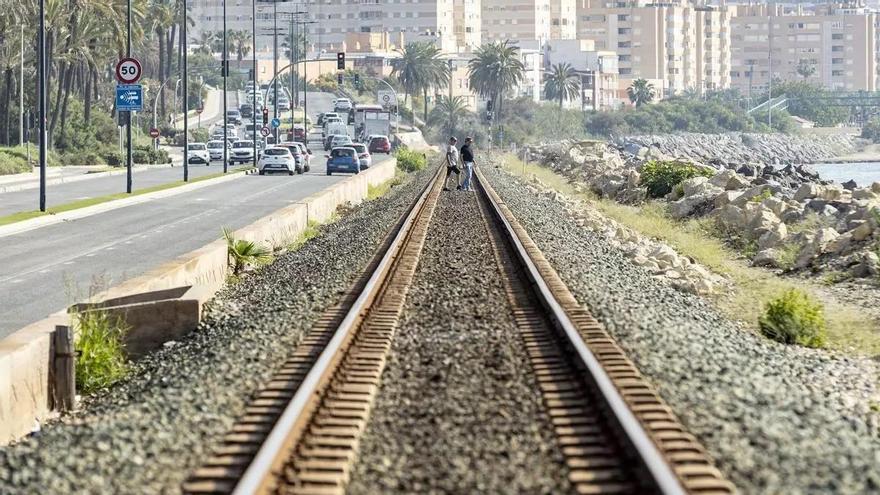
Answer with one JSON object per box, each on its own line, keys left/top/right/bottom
{"left": 729, "top": 3, "right": 877, "bottom": 93}
{"left": 190, "top": 0, "right": 482, "bottom": 57}
{"left": 543, "top": 39, "right": 620, "bottom": 109}
{"left": 481, "top": 0, "right": 577, "bottom": 43}
{"left": 575, "top": 0, "right": 731, "bottom": 95}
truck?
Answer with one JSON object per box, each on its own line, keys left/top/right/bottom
{"left": 359, "top": 118, "right": 390, "bottom": 143}
{"left": 325, "top": 121, "right": 349, "bottom": 141}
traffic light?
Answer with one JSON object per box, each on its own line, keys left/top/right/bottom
{"left": 353, "top": 73, "right": 361, "bottom": 88}
{"left": 337, "top": 73, "right": 344, "bottom": 85}
{"left": 486, "top": 99, "right": 494, "bottom": 112}
{"left": 336, "top": 52, "right": 345, "bottom": 70}
{"left": 262, "top": 107, "right": 269, "bottom": 126}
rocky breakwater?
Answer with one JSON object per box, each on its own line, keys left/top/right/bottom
{"left": 620, "top": 132, "right": 857, "bottom": 168}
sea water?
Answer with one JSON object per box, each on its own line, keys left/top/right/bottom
{"left": 811, "top": 162, "right": 880, "bottom": 187}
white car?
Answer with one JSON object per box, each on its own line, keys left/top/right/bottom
{"left": 231, "top": 140, "right": 256, "bottom": 164}
{"left": 278, "top": 141, "right": 312, "bottom": 173}
{"left": 330, "top": 134, "right": 353, "bottom": 149}
{"left": 206, "top": 140, "right": 229, "bottom": 161}
{"left": 334, "top": 98, "right": 353, "bottom": 112}
{"left": 258, "top": 147, "right": 296, "bottom": 175}
{"left": 187, "top": 143, "right": 210, "bottom": 165}
{"left": 350, "top": 143, "right": 372, "bottom": 169}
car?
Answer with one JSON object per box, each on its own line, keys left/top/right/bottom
{"left": 277, "top": 97, "right": 290, "bottom": 111}
{"left": 350, "top": 143, "right": 371, "bottom": 169}
{"left": 240, "top": 103, "right": 254, "bottom": 119}
{"left": 276, "top": 142, "right": 306, "bottom": 174}
{"left": 258, "top": 147, "right": 297, "bottom": 175}
{"left": 333, "top": 98, "right": 353, "bottom": 112}
{"left": 368, "top": 135, "right": 391, "bottom": 154}
{"left": 290, "top": 141, "right": 313, "bottom": 172}
{"left": 317, "top": 112, "right": 339, "bottom": 127}
{"left": 287, "top": 124, "right": 307, "bottom": 143}
{"left": 211, "top": 128, "right": 225, "bottom": 140}
{"left": 330, "top": 134, "right": 353, "bottom": 149}
{"left": 226, "top": 109, "right": 242, "bottom": 125}
{"left": 187, "top": 142, "right": 210, "bottom": 165}
{"left": 326, "top": 146, "right": 360, "bottom": 175}
{"left": 206, "top": 140, "right": 230, "bottom": 161}
{"left": 230, "top": 140, "right": 256, "bottom": 164}
{"left": 244, "top": 123, "right": 257, "bottom": 140}
{"left": 324, "top": 121, "right": 347, "bottom": 140}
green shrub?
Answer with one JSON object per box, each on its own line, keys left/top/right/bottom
{"left": 74, "top": 310, "right": 129, "bottom": 394}
{"left": 223, "top": 227, "right": 272, "bottom": 274}
{"left": 172, "top": 128, "right": 209, "bottom": 146}
{"left": 758, "top": 289, "right": 826, "bottom": 348}
{"left": 62, "top": 150, "right": 106, "bottom": 166}
{"left": 102, "top": 148, "right": 124, "bottom": 166}
{"left": 394, "top": 147, "right": 427, "bottom": 173}
{"left": 640, "top": 160, "right": 714, "bottom": 198}
{"left": 0, "top": 150, "right": 30, "bottom": 175}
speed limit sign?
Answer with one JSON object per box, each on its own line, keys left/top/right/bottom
{"left": 115, "top": 58, "right": 142, "bottom": 84}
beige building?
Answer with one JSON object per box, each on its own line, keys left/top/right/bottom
{"left": 543, "top": 39, "right": 620, "bottom": 109}
{"left": 575, "top": 0, "right": 731, "bottom": 94}
{"left": 482, "top": 0, "right": 576, "bottom": 43}
{"left": 729, "top": 3, "right": 877, "bottom": 94}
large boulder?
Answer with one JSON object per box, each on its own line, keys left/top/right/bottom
{"left": 670, "top": 193, "right": 718, "bottom": 219}
{"left": 794, "top": 183, "right": 822, "bottom": 202}
{"left": 747, "top": 208, "right": 782, "bottom": 238}
{"left": 709, "top": 170, "right": 751, "bottom": 191}
{"left": 757, "top": 222, "right": 788, "bottom": 250}
{"left": 715, "top": 204, "right": 748, "bottom": 232}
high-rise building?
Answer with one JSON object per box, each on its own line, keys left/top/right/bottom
{"left": 481, "top": 0, "right": 576, "bottom": 43}
{"left": 729, "top": 3, "right": 877, "bottom": 94}
{"left": 575, "top": 0, "right": 731, "bottom": 95}
{"left": 190, "top": 0, "right": 482, "bottom": 57}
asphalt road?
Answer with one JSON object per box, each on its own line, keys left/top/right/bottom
{"left": 0, "top": 91, "right": 387, "bottom": 339}
{"left": 0, "top": 92, "right": 336, "bottom": 217}
{"left": 0, "top": 153, "right": 391, "bottom": 338}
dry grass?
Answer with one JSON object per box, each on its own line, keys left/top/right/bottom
{"left": 499, "top": 155, "right": 880, "bottom": 357}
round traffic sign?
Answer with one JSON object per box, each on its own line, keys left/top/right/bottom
{"left": 115, "top": 57, "right": 142, "bottom": 84}
{"left": 270, "top": 118, "right": 281, "bottom": 128}
{"left": 382, "top": 94, "right": 391, "bottom": 103}
{"left": 149, "top": 127, "right": 160, "bottom": 138}
{"left": 260, "top": 126, "right": 271, "bottom": 137}
{"left": 196, "top": 106, "right": 204, "bottom": 115}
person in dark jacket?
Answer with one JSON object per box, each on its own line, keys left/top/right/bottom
{"left": 459, "top": 137, "right": 475, "bottom": 191}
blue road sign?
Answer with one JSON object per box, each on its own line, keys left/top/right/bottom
{"left": 116, "top": 84, "right": 143, "bottom": 112}
{"left": 271, "top": 117, "right": 281, "bottom": 129}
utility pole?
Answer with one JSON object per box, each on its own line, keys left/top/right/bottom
{"left": 291, "top": 17, "right": 296, "bottom": 128}
{"left": 222, "top": 0, "right": 228, "bottom": 173}
{"left": 19, "top": 26, "right": 24, "bottom": 146}
{"left": 273, "top": 0, "right": 279, "bottom": 142}
{"left": 126, "top": 0, "right": 133, "bottom": 194}
{"left": 183, "top": 0, "right": 189, "bottom": 181}
{"left": 768, "top": 1, "right": 774, "bottom": 129}
{"left": 38, "top": 0, "right": 46, "bottom": 211}
{"left": 252, "top": 0, "right": 257, "bottom": 167}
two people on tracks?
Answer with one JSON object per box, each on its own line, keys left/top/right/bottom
{"left": 444, "top": 136, "right": 476, "bottom": 192}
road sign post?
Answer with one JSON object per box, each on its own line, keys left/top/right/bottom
{"left": 115, "top": 84, "right": 144, "bottom": 111}
{"left": 116, "top": 56, "right": 141, "bottom": 194}
{"left": 261, "top": 126, "right": 271, "bottom": 137}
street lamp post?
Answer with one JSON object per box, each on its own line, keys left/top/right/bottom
{"left": 252, "top": 0, "right": 257, "bottom": 168}
{"left": 38, "top": 0, "right": 46, "bottom": 211}
{"left": 222, "top": 0, "right": 228, "bottom": 172}
{"left": 183, "top": 0, "right": 189, "bottom": 182}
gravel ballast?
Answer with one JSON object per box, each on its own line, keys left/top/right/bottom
{"left": 482, "top": 165, "right": 880, "bottom": 494}
{"left": 347, "top": 187, "right": 572, "bottom": 494}
{"left": 0, "top": 169, "right": 431, "bottom": 494}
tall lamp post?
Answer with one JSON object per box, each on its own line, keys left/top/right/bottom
{"left": 252, "top": 0, "right": 257, "bottom": 168}
{"left": 222, "top": 0, "right": 228, "bottom": 172}
{"left": 38, "top": 0, "right": 47, "bottom": 211}
{"left": 182, "top": 0, "right": 189, "bottom": 181}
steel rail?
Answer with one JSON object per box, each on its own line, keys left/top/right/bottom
{"left": 475, "top": 168, "right": 686, "bottom": 495}
{"left": 231, "top": 165, "right": 444, "bottom": 495}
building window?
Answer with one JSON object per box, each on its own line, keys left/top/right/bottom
{"left": 832, "top": 70, "right": 844, "bottom": 76}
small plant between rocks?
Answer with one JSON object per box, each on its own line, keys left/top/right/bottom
{"left": 223, "top": 227, "right": 272, "bottom": 275}
{"left": 74, "top": 309, "right": 129, "bottom": 394}
{"left": 640, "top": 160, "right": 714, "bottom": 198}
{"left": 758, "top": 289, "right": 827, "bottom": 348}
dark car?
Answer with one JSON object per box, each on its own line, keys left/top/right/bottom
{"left": 286, "top": 124, "right": 307, "bottom": 143}
{"left": 326, "top": 147, "right": 360, "bottom": 176}
{"left": 368, "top": 135, "right": 391, "bottom": 154}
{"left": 240, "top": 103, "right": 254, "bottom": 119}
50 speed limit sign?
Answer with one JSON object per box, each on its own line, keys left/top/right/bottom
{"left": 115, "top": 58, "right": 142, "bottom": 84}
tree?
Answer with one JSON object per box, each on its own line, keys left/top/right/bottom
{"left": 770, "top": 80, "right": 848, "bottom": 126}
{"left": 429, "top": 95, "right": 470, "bottom": 138}
{"left": 229, "top": 30, "right": 251, "bottom": 61}
{"left": 543, "top": 62, "right": 580, "bottom": 108}
{"left": 467, "top": 40, "right": 525, "bottom": 127}
{"left": 390, "top": 42, "right": 448, "bottom": 125}
{"left": 627, "top": 78, "right": 656, "bottom": 107}
{"left": 796, "top": 58, "right": 817, "bottom": 80}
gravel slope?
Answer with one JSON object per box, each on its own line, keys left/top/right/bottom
{"left": 483, "top": 165, "right": 880, "bottom": 494}
{"left": 0, "top": 169, "right": 432, "bottom": 494}
{"left": 347, "top": 188, "right": 572, "bottom": 494}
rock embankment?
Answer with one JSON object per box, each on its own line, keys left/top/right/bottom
{"left": 619, "top": 133, "right": 857, "bottom": 167}
{"left": 527, "top": 139, "right": 880, "bottom": 278}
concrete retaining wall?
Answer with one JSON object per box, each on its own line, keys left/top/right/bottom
{"left": 0, "top": 159, "right": 396, "bottom": 444}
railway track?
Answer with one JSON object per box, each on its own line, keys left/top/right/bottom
{"left": 184, "top": 165, "right": 735, "bottom": 495}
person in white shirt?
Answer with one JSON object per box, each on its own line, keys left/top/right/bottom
{"left": 443, "top": 136, "right": 461, "bottom": 191}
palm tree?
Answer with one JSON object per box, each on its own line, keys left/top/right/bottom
{"left": 229, "top": 30, "right": 251, "bottom": 61}
{"left": 543, "top": 62, "right": 580, "bottom": 108}
{"left": 429, "top": 95, "right": 470, "bottom": 138}
{"left": 467, "top": 40, "right": 524, "bottom": 124}
{"left": 390, "top": 42, "right": 435, "bottom": 125}
{"left": 193, "top": 31, "right": 214, "bottom": 55}
{"left": 627, "top": 78, "right": 656, "bottom": 107}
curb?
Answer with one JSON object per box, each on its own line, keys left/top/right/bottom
{"left": 0, "top": 168, "right": 257, "bottom": 239}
